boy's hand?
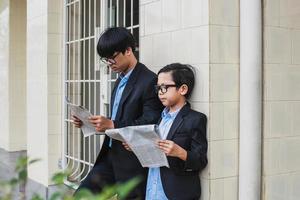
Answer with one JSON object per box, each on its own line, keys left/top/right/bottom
{"left": 157, "top": 140, "right": 187, "bottom": 161}
{"left": 71, "top": 115, "right": 82, "bottom": 128}
{"left": 89, "top": 115, "right": 114, "bottom": 132}
{"left": 122, "top": 142, "right": 132, "bottom": 151}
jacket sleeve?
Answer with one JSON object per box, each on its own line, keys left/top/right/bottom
{"left": 183, "top": 114, "right": 208, "bottom": 171}
{"left": 113, "top": 76, "right": 163, "bottom": 128}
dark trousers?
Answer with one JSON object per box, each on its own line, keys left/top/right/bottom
{"left": 74, "top": 151, "right": 145, "bottom": 200}
{"left": 75, "top": 152, "right": 115, "bottom": 194}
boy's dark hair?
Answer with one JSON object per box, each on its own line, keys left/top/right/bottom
{"left": 158, "top": 63, "right": 195, "bottom": 99}
{"left": 97, "top": 27, "right": 136, "bottom": 58}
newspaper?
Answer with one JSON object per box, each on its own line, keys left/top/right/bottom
{"left": 105, "top": 125, "right": 169, "bottom": 168}
{"left": 66, "top": 99, "right": 104, "bottom": 137}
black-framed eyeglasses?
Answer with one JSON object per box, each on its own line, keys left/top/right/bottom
{"left": 100, "top": 52, "right": 121, "bottom": 65}
{"left": 154, "top": 84, "right": 177, "bottom": 94}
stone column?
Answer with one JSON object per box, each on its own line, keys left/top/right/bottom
{"left": 27, "top": 0, "right": 63, "bottom": 190}
{"left": 239, "top": 0, "right": 262, "bottom": 199}
{"left": 0, "top": 0, "right": 27, "bottom": 152}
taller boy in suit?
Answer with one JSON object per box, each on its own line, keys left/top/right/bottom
{"left": 72, "top": 27, "right": 163, "bottom": 199}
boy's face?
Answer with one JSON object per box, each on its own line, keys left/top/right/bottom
{"left": 106, "top": 49, "right": 132, "bottom": 74}
{"left": 157, "top": 72, "right": 187, "bottom": 108}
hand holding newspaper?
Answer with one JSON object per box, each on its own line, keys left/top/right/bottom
{"left": 66, "top": 98, "right": 104, "bottom": 137}
{"left": 105, "top": 125, "right": 169, "bottom": 168}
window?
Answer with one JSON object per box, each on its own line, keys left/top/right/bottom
{"left": 63, "top": 0, "right": 139, "bottom": 186}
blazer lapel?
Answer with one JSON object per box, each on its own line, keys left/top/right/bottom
{"left": 166, "top": 116, "right": 183, "bottom": 140}
{"left": 114, "top": 63, "right": 141, "bottom": 120}
{"left": 110, "top": 77, "right": 121, "bottom": 114}
{"left": 157, "top": 118, "right": 162, "bottom": 125}
{"left": 166, "top": 103, "right": 191, "bottom": 140}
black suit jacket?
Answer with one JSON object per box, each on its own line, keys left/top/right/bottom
{"left": 160, "top": 103, "right": 208, "bottom": 200}
{"left": 95, "top": 62, "right": 163, "bottom": 194}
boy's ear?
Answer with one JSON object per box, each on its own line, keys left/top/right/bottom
{"left": 179, "top": 84, "right": 188, "bottom": 96}
{"left": 125, "top": 47, "right": 132, "bottom": 55}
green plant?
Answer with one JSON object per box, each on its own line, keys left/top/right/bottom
{"left": 0, "top": 156, "right": 40, "bottom": 200}
{"left": 0, "top": 156, "right": 140, "bottom": 200}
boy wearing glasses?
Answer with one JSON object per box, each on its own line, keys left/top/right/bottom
{"left": 146, "top": 63, "right": 208, "bottom": 199}
{"left": 72, "top": 27, "right": 163, "bottom": 198}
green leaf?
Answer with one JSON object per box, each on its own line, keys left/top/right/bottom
{"left": 29, "top": 158, "right": 41, "bottom": 165}
{"left": 49, "top": 191, "right": 62, "bottom": 200}
{"left": 9, "top": 178, "right": 19, "bottom": 186}
{"left": 15, "top": 156, "right": 28, "bottom": 172}
{"left": 30, "top": 194, "right": 43, "bottom": 200}
{"left": 95, "top": 185, "right": 118, "bottom": 200}
{"left": 73, "top": 189, "right": 94, "bottom": 200}
{"left": 107, "top": 194, "right": 118, "bottom": 200}
{"left": 116, "top": 176, "right": 141, "bottom": 199}
{"left": 51, "top": 172, "right": 67, "bottom": 185}
{"left": 18, "top": 170, "right": 28, "bottom": 181}
{"left": 94, "top": 177, "right": 141, "bottom": 200}
{"left": 63, "top": 195, "right": 75, "bottom": 200}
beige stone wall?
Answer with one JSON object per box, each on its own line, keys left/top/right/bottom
{"left": 263, "top": 0, "right": 300, "bottom": 199}
{"left": 0, "top": 0, "right": 10, "bottom": 150}
{"left": 140, "top": 0, "right": 210, "bottom": 198}
{"left": 47, "top": 0, "right": 63, "bottom": 182}
{"left": 9, "top": 0, "right": 27, "bottom": 151}
{"left": 0, "top": 0, "right": 27, "bottom": 151}
{"left": 27, "top": 0, "right": 49, "bottom": 186}
{"left": 140, "top": 0, "right": 210, "bottom": 117}
{"left": 27, "top": 0, "right": 63, "bottom": 185}
{"left": 140, "top": 0, "right": 240, "bottom": 199}
{"left": 208, "top": 0, "right": 240, "bottom": 199}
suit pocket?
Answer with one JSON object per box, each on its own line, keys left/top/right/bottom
{"left": 173, "top": 132, "right": 190, "bottom": 137}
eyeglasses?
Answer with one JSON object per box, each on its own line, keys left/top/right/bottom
{"left": 154, "top": 84, "right": 177, "bottom": 94}
{"left": 100, "top": 52, "right": 121, "bottom": 65}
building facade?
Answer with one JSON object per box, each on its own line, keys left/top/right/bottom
{"left": 0, "top": 0, "right": 300, "bottom": 199}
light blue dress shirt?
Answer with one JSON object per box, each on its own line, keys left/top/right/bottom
{"left": 145, "top": 107, "right": 181, "bottom": 200}
{"left": 109, "top": 69, "right": 133, "bottom": 147}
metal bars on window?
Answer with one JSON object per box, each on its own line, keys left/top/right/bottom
{"left": 63, "top": 0, "right": 139, "bottom": 186}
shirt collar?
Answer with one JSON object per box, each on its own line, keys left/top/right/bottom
{"left": 161, "top": 106, "right": 181, "bottom": 120}
{"left": 119, "top": 68, "right": 134, "bottom": 81}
